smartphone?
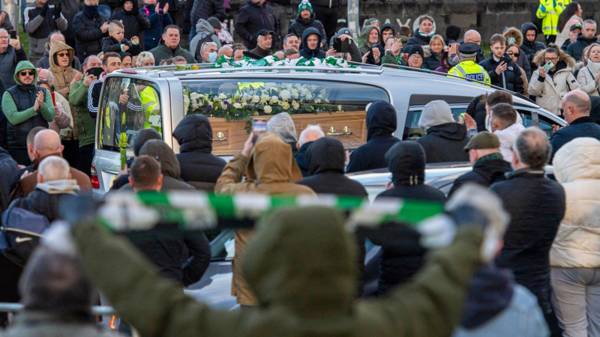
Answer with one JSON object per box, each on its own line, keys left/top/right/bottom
{"left": 502, "top": 54, "right": 512, "bottom": 64}
{"left": 9, "top": 31, "right": 16, "bottom": 39}
{"left": 252, "top": 120, "right": 267, "bottom": 143}
{"left": 333, "top": 37, "right": 350, "bottom": 53}
{"left": 543, "top": 61, "right": 554, "bottom": 73}
{"left": 86, "top": 67, "right": 103, "bottom": 78}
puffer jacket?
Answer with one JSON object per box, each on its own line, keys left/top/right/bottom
{"left": 72, "top": 199, "right": 486, "bottom": 337}
{"left": 551, "top": 138, "right": 600, "bottom": 268}
{"left": 49, "top": 40, "right": 81, "bottom": 100}
{"left": 448, "top": 153, "right": 512, "bottom": 197}
{"left": 406, "top": 15, "right": 437, "bottom": 47}
{"left": 528, "top": 52, "right": 579, "bottom": 115}
{"left": 71, "top": 6, "right": 107, "bottom": 61}
{"left": 215, "top": 133, "right": 315, "bottom": 305}
{"left": 417, "top": 123, "right": 469, "bottom": 163}
{"left": 576, "top": 61, "right": 600, "bottom": 96}
{"left": 172, "top": 114, "right": 226, "bottom": 190}
{"left": 479, "top": 56, "right": 525, "bottom": 94}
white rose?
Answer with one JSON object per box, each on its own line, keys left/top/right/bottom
{"left": 279, "top": 90, "right": 291, "bottom": 101}
{"left": 233, "top": 103, "right": 242, "bottom": 109}
{"left": 292, "top": 100, "right": 300, "bottom": 110}
{"left": 314, "top": 99, "right": 322, "bottom": 104}
{"left": 218, "top": 93, "right": 227, "bottom": 100}
{"left": 260, "top": 95, "right": 269, "bottom": 104}
{"left": 281, "top": 101, "right": 290, "bottom": 110}
{"left": 264, "top": 105, "right": 273, "bottom": 114}
{"left": 252, "top": 95, "right": 260, "bottom": 103}
{"left": 270, "top": 96, "right": 279, "bottom": 104}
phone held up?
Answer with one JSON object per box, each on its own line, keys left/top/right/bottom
{"left": 252, "top": 120, "right": 267, "bottom": 144}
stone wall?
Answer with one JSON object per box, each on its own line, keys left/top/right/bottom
{"left": 230, "top": 0, "right": 600, "bottom": 39}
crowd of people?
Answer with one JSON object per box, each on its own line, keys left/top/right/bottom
{"left": 0, "top": 0, "right": 599, "bottom": 336}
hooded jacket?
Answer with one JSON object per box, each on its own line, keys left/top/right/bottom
{"left": 190, "top": 19, "right": 221, "bottom": 61}
{"left": 453, "top": 265, "right": 548, "bottom": 337}
{"left": 266, "top": 112, "right": 298, "bottom": 148}
{"left": 495, "top": 123, "right": 525, "bottom": 162}
{"left": 407, "top": 15, "right": 437, "bottom": 47}
{"left": 520, "top": 23, "right": 546, "bottom": 66}
{"left": 550, "top": 116, "right": 600, "bottom": 160}
{"left": 234, "top": 0, "right": 278, "bottom": 49}
{"left": 1, "top": 61, "right": 55, "bottom": 163}
{"left": 137, "top": 140, "right": 195, "bottom": 191}
{"left": 567, "top": 35, "right": 598, "bottom": 62}
{"left": 416, "top": 101, "right": 468, "bottom": 163}
{"left": 449, "top": 153, "right": 512, "bottom": 197}
{"left": 111, "top": 3, "right": 150, "bottom": 41}
{"left": 359, "top": 25, "right": 384, "bottom": 65}
{"left": 288, "top": 12, "right": 327, "bottom": 49}
{"left": 368, "top": 141, "right": 446, "bottom": 294}
{"left": 346, "top": 101, "right": 399, "bottom": 173}
{"left": 503, "top": 27, "right": 532, "bottom": 78}
{"left": 215, "top": 133, "right": 316, "bottom": 305}
{"left": 71, "top": 5, "right": 107, "bottom": 61}
{"left": 49, "top": 40, "right": 81, "bottom": 99}
{"left": 551, "top": 138, "right": 600, "bottom": 268}
{"left": 492, "top": 169, "right": 566, "bottom": 313}
{"left": 11, "top": 179, "right": 79, "bottom": 222}
{"left": 0, "top": 45, "right": 27, "bottom": 90}
{"left": 299, "top": 27, "right": 326, "bottom": 59}
{"left": 528, "top": 51, "right": 579, "bottom": 115}
{"left": 72, "top": 201, "right": 486, "bottom": 337}
{"left": 172, "top": 114, "right": 226, "bottom": 190}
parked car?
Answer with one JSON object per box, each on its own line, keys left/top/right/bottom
{"left": 91, "top": 65, "right": 566, "bottom": 194}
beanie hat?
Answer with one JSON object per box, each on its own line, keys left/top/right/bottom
{"left": 418, "top": 100, "right": 455, "bottom": 129}
{"left": 207, "top": 17, "right": 222, "bottom": 30}
{"left": 297, "top": 0, "right": 313, "bottom": 16}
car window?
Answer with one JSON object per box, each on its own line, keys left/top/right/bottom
{"left": 181, "top": 79, "right": 389, "bottom": 154}
{"left": 517, "top": 108, "right": 557, "bottom": 137}
{"left": 404, "top": 106, "right": 468, "bottom": 140}
{"left": 98, "top": 77, "right": 162, "bottom": 153}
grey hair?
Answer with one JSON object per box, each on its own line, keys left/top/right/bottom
{"left": 135, "top": 51, "right": 155, "bottom": 67}
{"left": 513, "top": 127, "right": 551, "bottom": 170}
{"left": 200, "top": 42, "right": 218, "bottom": 55}
{"left": 583, "top": 19, "right": 597, "bottom": 28}
{"left": 39, "top": 156, "right": 70, "bottom": 181}
{"left": 37, "top": 68, "right": 55, "bottom": 86}
{"left": 298, "top": 124, "right": 325, "bottom": 147}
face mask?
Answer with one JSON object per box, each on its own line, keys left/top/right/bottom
{"left": 507, "top": 37, "right": 516, "bottom": 45}
{"left": 207, "top": 51, "right": 217, "bottom": 63}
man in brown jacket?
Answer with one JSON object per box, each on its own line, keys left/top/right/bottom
{"left": 215, "top": 132, "right": 315, "bottom": 306}
{"left": 11, "top": 128, "right": 91, "bottom": 199}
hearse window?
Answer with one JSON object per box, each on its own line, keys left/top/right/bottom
{"left": 404, "top": 106, "right": 468, "bottom": 140}
{"left": 98, "top": 77, "right": 162, "bottom": 153}
{"left": 181, "top": 79, "right": 389, "bottom": 154}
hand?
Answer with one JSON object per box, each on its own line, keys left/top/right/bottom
{"left": 119, "top": 91, "right": 129, "bottom": 105}
{"left": 463, "top": 113, "right": 477, "bottom": 130}
{"left": 372, "top": 48, "right": 381, "bottom": 61}
{"left": 326, "top": 48, "right": 336, "bottom": 57}
{"left": 83, "top": 74, "right": 96, "bottom": 87}
{"left": 361, "top": 51, "right": 370, "bottom": 63}
{"left": 552, "top": 124, "right": 562, "bottom": 133}
{"left": 241, "top": 134, "right": 255, "bottom": 157}
{"left": 339, "top": 34, "right": 350, "bottom": 42}
{"left": 9, "top": 38, "right": 20, "bottom": 50}
{"left": 131, "top": 36, "right": 140, "bottom": 45}
{"left": 495, "top": 61, "right": 507, "bottom": 75}
{"left": 538, "top": 67, "right": 546, "bottom": 78}
{"left": 100, "top": 22, "right": 109, "bottom": 33}
{"left": 155, "top": 3, "right": 161, "bottom": 13}
{"left": 163, "top": 3, "right": 169, "bottom": 13}
{"left": 121, "top": 44, "right": 130, "bottom": 52}
{"left": 34, "top": 91, "right": 44, "bottom": 111}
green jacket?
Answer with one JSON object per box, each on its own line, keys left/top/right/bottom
{"left": 382, "top": 51, "right": 405, "bottom": 66}
{"left": 73, "top": 206, "right": 483, "bottom": 337}
{"left": 69, "top": 80, "right": 96, "bottom": 148}
{"left": 0, "top": 311, "right": 122, "bottom": 337}
{"left": 149, "top": 44, "right": 196, "bottom": 66}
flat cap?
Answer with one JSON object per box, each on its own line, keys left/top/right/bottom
{"left": 464, "top": 131, "right": 500, "bottom": 151}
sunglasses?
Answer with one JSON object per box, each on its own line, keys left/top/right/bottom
{"left": 19, "top": 71, "right": 34, "bottom": 76}
{"left": 507, "top": 52, "right": 519, "bottom": 57}
{"left": 57, "top": 52, "right": 69, "bottom": 57}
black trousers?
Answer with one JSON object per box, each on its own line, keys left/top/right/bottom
{"left": 62, "top": 139, "right": 80, "bottom": 171}
{"left": 314, "top": 5, "right": 339, "bottom": 41}
{"left": 77, "top": 144, "right": 95, "bottom": 177}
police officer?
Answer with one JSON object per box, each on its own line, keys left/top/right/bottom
{"left": 448, "top": 43, "right": 491, "bottom": 85}
{"left": 536, "top": 0, "right": 569, "bottom": 44}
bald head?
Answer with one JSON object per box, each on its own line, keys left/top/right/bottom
{"left": 33, "top": 129, "right": 64, "bottom": 160}
{"left": 464, "top": 30, "right": 482, "bottom": 45}
{"left": 562, "top": 89, "right": 591, "bottom": 123}
{"left": 513, "top": 127, "right": 551, "bottom": 170}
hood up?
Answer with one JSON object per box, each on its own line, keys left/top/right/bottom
{"left": 196, "top": 19, "right": 214, "bottom": 37}
{"left": 427, "top": 123, "right": 468, "bottom": 141}
{"left": 554, "top": 137, "right": 600, "bottom": 183}
{"left": 13, "top": 60, "right": 38, "bottom": 85}
{"left": 503, "top": 27, "right": 523, "bottom": 46}
{"left": 521, "top": 22, "right": 538, "bottom": 36}
{"left": 418, "top": 100, "right": 455, "bottom": 129}
{"left": 306, "top": 137, "right": 345, "bottom": 175}
{"left": 246, "top": 133, "right": 303, "bottom": 184}
{"left": 266, "top": 112, "right": 298, "bottom": 145}
{"left": 360, "top": 25, "right": 381, "bottom": 48}
{"left": 366, "top": 101, "right": 397, "bottom": 140}
{"left": 243, "top": 206, "right": 356, "bottom": 328}
{"left": 385, "top": 141, "right": 426, "bottom": 186}
{"left": 380, "top": 23, "right": 397, "bottom": 36}
{"left": 139, "top": 139, "right": 181, "bottom": 179}
{"left": 533, "top": 48, "right": 576, "bottom": 68}
{"left": 173, "top": 114, "right": 212, "bottom": 153}
{"left": 133, "top": 128, "right": 161, "bottom": 157}
{"left": 412, "top": 15, "right": 437, "bottom": 37}
{"left": 300, "top": 27, "right": 323, "bottom": 58}
{"left": 49, "top": 40, "right": 75, "bottom": 70}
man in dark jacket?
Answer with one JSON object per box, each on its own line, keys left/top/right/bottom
{"left": 551, "top": 89, "right": 600, "bottom": 159}
{"left": 449, "top": 131, "right": 511, "bottom": 196}
{"left": 521, "top": 23, "right": 546, "bottom": 69}
{"left": 149, "top": 25, "right": 195, "bottom": 64}
{"left": 346, "top": 101, "right": 399, "bottom": 173}
{"left": 234, "top": 0, "right": 278, "bottom": 49}
{"left": 366, "top": 141, "right": 446, "bottom": 295}
{"left": 416, "top": 100, "right": 469, "bottom": 163}
{"left": 492, "top": 127, "right": 566, "bottom": 336}
{"left": 71, "top": 0, "right": 109, "bottom": 61}
{"left": 0, "top": 29, "right": 27, "bottom": 91}
{"left": 172, "top": 114, "right": 226, "bottom": 191}
{"left": 126, "top": 155, "right": 210, "bottom": 286}
{"left": 190, "top": 0, "right": 225, "bottom": 36}
{"left": 111, "top": 0, "right": 150, "bottom": 45}
{"left": 136, "top": 140, "right": 195, "bottom": 191}
{"left": 23, "top": 0, "right": 69, "bottom": 64}
{"left": 246, "top": 30, "right": 273, "bottom": 59}
{"left": 299, "top": 27, "right": 325, "bottom": 59}
{"left": 0, "top": 146, "right": 18, "bottom": 211}
{"left": 480, "top": 34, "right": 524, "bottom": 94}
{"left": 288, "top": 0, "right": 327, "bottom": 48}
{"left": 567, "top": 20, "right": 597, "bottom": 62}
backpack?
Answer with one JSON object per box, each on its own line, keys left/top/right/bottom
{"left": 0, "top": 204, "right": 50, "bottom": 266}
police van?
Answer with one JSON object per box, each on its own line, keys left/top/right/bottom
{"left": 91, "top": 64, "right": 566, "bottom": 193}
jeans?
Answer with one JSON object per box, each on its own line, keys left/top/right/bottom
{"left": 551, "top": 267, "right": 600, "bottom": 337}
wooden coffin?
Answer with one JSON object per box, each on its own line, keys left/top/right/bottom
{"left": 210, "top": 111, "right": 366, "bottom": 156}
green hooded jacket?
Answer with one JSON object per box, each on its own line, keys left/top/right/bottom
{"left": 1, "top": 61, "right": 54, "bottom": 125}
{"left": 68, "top": 79, "right": 96, "bottom": 148}
{"left": 73, "top": 206, "right": 483, "bottom": 337}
